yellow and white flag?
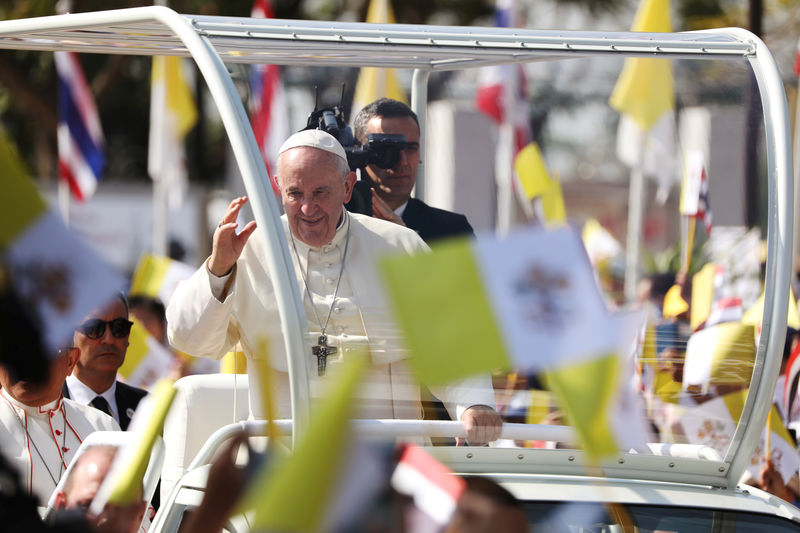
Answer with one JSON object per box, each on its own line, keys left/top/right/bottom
{"left": 545, "top": 309, "right": 652, "bottom": 461}
{"left": 148, "top": 56, "right": 198, "bottom": 210}
{"left": 690, "top": 263, "right": 717, "bottom": 331}
{"left": 682, "top": 322, "right": 756, "bottom": 395}
{"left": 129, "top": 253, "right": 195, "bottom": 306}
{"left": 90, "top": 379, "right": 177, "bottom": 513}
{"left": 610, "top": 0, "right": 677, "bottom": 203}
{"left": 350, "top": 0, "right": 407, "bottom": 116}
{"left": 742, "top": 289, "right": 800, "bottom": 334}
{"left": 680, "top": 389, "right": 800, "bottom": 484}
{"left": 118, "top": 321, "right": 173, "bottom": 390}
{"left": 240, "top": 356, "right": 367, "bottom": 532}
{"left": 381, "top": 226, "right": 623, "bottom": 385}
{"left": 514, "top": 143, "right": 567, "bottom": 227}
{"left": 581, "top": 218, "right": 623, "bottom": 269}
{"left": 1, "top": 169, "right": 125, "bottom": 353}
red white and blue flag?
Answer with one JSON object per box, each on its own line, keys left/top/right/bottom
{"left": 249, "top": 0, "right": 290, "bottom": 196}
{"left": 55, "top": 51, "right": 105, "bottom": 201}
{"left": 475, "top": 0, "right": 531, "bottom": 154}
{"left": 475, "top": 0, "right": 535, "bottom": 229}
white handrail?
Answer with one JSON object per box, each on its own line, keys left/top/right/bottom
{"left": 186, "top": 419, "right": 577, "bottom": 470}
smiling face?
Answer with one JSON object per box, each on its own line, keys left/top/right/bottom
{"left": 72, "top": 298, "right": 130, "bottom": 393}
{"left": 278, "top": 146, "right": 356, "bottom": 247}
{"left": 362, "top": 115, "right": 420, "bottom": 210}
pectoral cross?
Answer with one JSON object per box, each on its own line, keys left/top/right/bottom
{"left": 312, "top": 334, "right": 337, "bottom": 376}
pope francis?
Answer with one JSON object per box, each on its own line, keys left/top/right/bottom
{"left": 167, "top": 129, "right": 501, "bottom": 445}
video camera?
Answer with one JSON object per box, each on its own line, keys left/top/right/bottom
{"left": 303, "top": 98, "right": 408, "bottom": 172}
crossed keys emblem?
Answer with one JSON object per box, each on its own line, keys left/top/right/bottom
{"left": 513, "top": 264, "right": 573, "bottom": 330}
{"left": 696, "top": 419, "right": 732, "bottom": 451}
{"left": 14, "top": 262, "right": 73, "bottom": 313}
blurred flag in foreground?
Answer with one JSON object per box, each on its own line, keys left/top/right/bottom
{"left": 609, "top": 0, "right": 676, "bottom": 203}
{"left": 351, "top": 0, "right": 407, "bottom": 116}
{"left": 55, "top": 51, "right": 106, "bottom": 201}
{"left": 391, "top": 444, "right": 466, "bottom": 528}
{"left": 545, "top": 310, "right": 651, "bottom": 461}
{"left": 249, "top": 0, "right": 290, "bottom": 195}
{"left": 90, "top": 379, "right": 177, "bottom": 513}
{"left": 1, "top": 170, "right": 125, "bottom": 353}
{"left": 148, "top": 56, "right": 198, "bottom": 210}
{"left": 241, "top": 356, "right": 368, "bottom": 532}
{"left": 381, "top": 226, "right": 620, "bottom": 386}
{"left": 680, "top": 389, "right": 800, "bottom": 484}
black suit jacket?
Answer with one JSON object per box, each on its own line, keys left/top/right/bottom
{"left": 62, "top": 380, "right": 148, "bottom": 431}
{"left": 345, "top": 182, "right": 474, "bottom": 245}
{"left": 401, "top": 197, "right": 474, "bottom": 244}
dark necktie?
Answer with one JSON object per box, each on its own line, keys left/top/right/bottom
{"left": 91, "top": 395, "right": 112, "bottom": 417}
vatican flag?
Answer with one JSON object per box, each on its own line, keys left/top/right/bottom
{"left": 381, "top": 226, "right": 622, "bottom": 385}
{"left": 1, "top": 168, "right": 125, "bottom": 354}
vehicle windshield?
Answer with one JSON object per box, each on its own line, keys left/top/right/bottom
{"left": 525, "top": 503, "right": 800, "bottom": 532}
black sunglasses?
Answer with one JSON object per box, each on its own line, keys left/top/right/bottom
{"left": 78, "top": 318, "right": 133, "bottom": 340}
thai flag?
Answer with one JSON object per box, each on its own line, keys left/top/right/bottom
{"left": 55, "top": 51, "right": 105, "bottom": 201}
{"left": 249, "top": 0, "right": 289, "bottom": 196}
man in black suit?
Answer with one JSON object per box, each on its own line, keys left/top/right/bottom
{"left": 63, "top": 293, "right": 147, "bottom": 431}
{"left": 352, "top": 99, "right": 476, "bottom": 442}
{"left": 351, "top": 98, "right": 475, "bottom": 244}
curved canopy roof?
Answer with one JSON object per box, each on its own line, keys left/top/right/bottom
{"left": 0, "top": 7, "right": 791, "bottom": 491}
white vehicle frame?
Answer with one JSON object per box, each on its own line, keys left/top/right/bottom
{"left": 0, "top": 5, "right": 792, "bottom": 501}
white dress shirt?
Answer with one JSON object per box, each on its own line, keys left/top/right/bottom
{"left": 66, "top": 374, "right": 120, "bottom": 425}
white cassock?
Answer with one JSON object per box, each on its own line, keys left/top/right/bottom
{"left": 0, "top": 388, "right": 120, "bottom": 505}
{"left": 168, "top": 210, "right": 496, "bottom": 422}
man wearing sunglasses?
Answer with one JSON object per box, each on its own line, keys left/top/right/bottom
{"left": 63, "top": 294, "right": 148, "bottom": 431}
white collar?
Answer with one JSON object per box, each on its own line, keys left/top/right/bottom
{"left": 394, "top": 200, "right": 408, "bottom": 218}
{"left": 289, "top": 208, "right": 351, "bottom": 257}
{"left": 66, "top": 374, "right": 117, "bottom": 410}
{"left": 1, "top": 387, "right": 62, "bottom": 417}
